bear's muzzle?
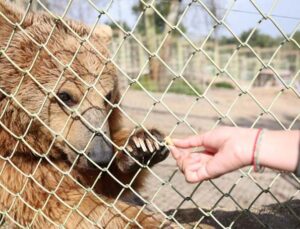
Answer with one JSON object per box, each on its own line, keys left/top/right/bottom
{"left": 87, "top": 133, "right": 113, "bottom": 168}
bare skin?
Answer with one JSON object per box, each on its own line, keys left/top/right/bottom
{"left": 170, "top": 126, "right": 299, "bottom": 183}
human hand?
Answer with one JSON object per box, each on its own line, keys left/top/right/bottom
{"left": 170, "top": 127, "right": 258, "bottom": 183}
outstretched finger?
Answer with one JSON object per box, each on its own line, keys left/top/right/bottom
{"left": 172, "top": 135, "right": 204, "bottom": 149}
{"left": 174, "top": 129, "right": 230, "bottom": 151}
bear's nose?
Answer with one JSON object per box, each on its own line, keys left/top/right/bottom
{"left": 87, "top": 135, "right": 113, "bottom": 168}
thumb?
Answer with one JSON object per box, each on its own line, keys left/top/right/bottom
{"left": 189, "top": 153, "right": 224, "bottom": 182}
{"left": 170, "top": 146, "right": 191, "bottom": 161}
{"left": 184, "top": 162, "right": 210, "bottom": 183}
{"left": 202, "top": 150, "right": 234, "bottom": 179}
{"left": 169, "top": 146, "right": 181, "bottom": 160}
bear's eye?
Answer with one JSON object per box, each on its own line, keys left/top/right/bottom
{"left": 57, "top": 92, "right": 75, "bottom": 106}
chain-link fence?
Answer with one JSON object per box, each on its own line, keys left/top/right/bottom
{"left": 0, "top": 0, "right": 299, "bottom": 228}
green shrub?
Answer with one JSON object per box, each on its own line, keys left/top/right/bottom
{"left": 131, "top": 76, "right": 202, "bottom": 95}
{"left": 168, "top": 80, "right": 202, "bottom": 96}
{"left": 213, "top": 81, "right": 234, "bottom": 89}
{"left": 131, "top": 77, "right": 159, "bottom": 92}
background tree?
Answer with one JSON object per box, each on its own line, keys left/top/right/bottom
{"left": 201, "top": 0, "right": 223, "bottom": 74}
{"left": 132, "top": 0, "right": 184, "bottom": 83}
{"left": 220, "top": 29, "right": 280, "bottom": 47}
{"left": 132, "top": 0, "right": 185, "bottom": 36}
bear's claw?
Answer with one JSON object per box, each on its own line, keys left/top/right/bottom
{"left": 128, "top": 135, "right": 161, "bottom": 153}
{"left": 118, "top": 129, "right": 169, "bottom": 173}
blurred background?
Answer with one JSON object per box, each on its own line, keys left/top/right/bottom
{"left": 9, "top": 0, "right": 299, "bottom": 134}
{"left": 11, "top": 0, "right": 300, "bottom": 92}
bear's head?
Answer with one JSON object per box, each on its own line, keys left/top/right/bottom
{"left": 0, "top": 2, "right": 121, "bottom": 170}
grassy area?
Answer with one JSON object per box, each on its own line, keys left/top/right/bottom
{"left": 131, "top": 77, "right": 158, "bottom": 92}
{"left": 213, "top": 81, "right": 235, "bottom": 89}
{"left": 131, "top": 77, "right": 203, "bottom": 96}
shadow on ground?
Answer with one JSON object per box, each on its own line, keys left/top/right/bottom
{"left": 166, "top": 200, "right": 300, "bottom": 228}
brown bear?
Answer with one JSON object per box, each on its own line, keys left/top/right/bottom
{"left": 0, "top": 1, "right": 170, "bottom": 228}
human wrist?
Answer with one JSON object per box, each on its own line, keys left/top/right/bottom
{"left": 259, "top": 130, "right": 299, "bottom": 172}
{"left": 234, "top": 128, "right": 260, "bottom": 167}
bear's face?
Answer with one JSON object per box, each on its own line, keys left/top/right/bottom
{"left": 43, "top": 39, "right": 118, "bottom": 170}
{"left": 0, "top": 3, "right": 118, "bottom": 169}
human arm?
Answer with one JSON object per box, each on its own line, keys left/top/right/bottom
{"left": 170, "top": 127, "right": 299, "bottom": 183}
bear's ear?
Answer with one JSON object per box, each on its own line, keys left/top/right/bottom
{"left": 93, "top": 25, "right": 113, "bottom": 45}
{"left": 0, "top": 1, "right": 34, "bottom": 45}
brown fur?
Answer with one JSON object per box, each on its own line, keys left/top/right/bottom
{"left": 0, "top": 1, "right": 170, "bottom": 228}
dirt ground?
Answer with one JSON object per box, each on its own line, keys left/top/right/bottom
{"left": 2, "top": 88, "right": 298, "bottom": 228}
{"left": 120, "top": 87, "right": 300, "bottom": 228}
